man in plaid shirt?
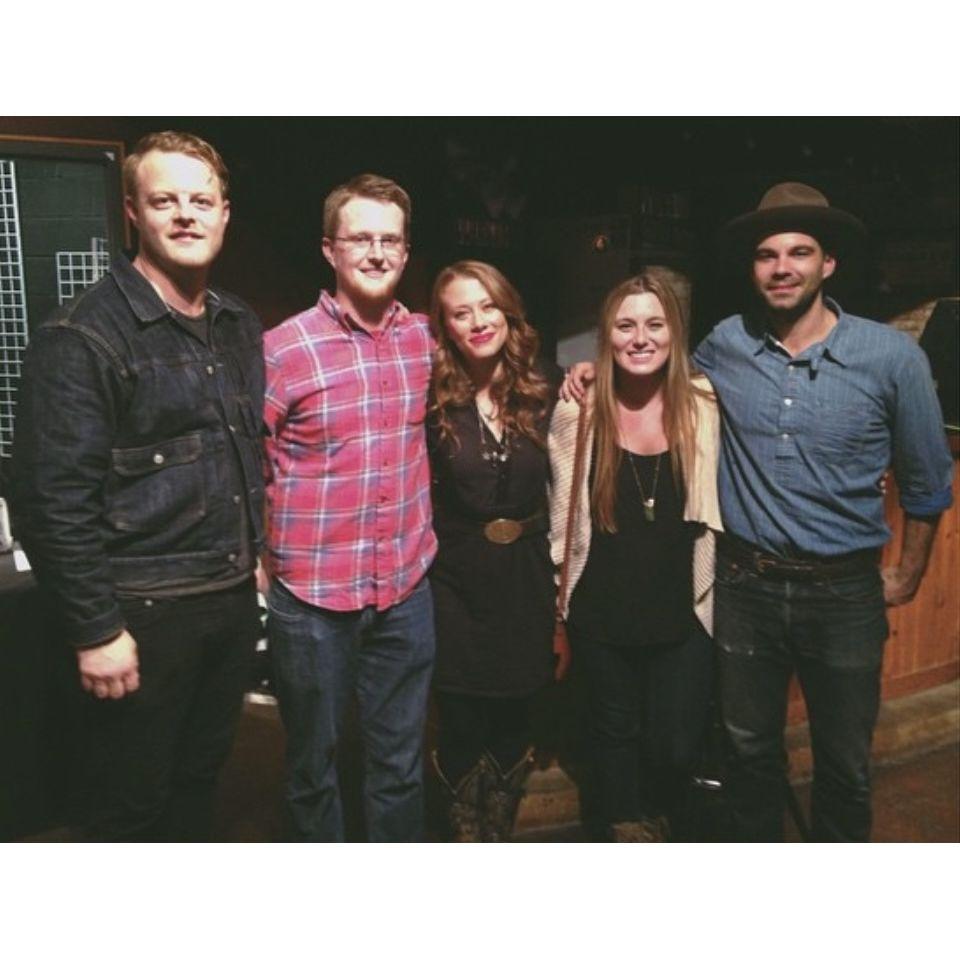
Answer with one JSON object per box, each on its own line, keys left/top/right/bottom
{"left": 263, "top": 174, "right": 436, "bottom": 841}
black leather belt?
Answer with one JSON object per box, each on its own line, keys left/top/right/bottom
{"left": 482, "top": 512, "right": 548, "bottom": 545}
{"left": 718, "top": 535, "right": 879, "bottom": 581}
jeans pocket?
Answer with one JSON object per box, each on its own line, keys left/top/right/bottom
{"left": 821, "top": 569, "right": 883, "bottom": 604}
{"left": 118, "top": 595, "right": 172, "bottom": 634}
{"left": 267, "top": 580, "right": 308, "bottom": 624}
{"left": 714, "top": 556, "right": 751, "bottom": 588}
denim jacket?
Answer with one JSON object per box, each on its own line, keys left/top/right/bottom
{"left": 12, "top": 256, "right": 265, "bottom": 648}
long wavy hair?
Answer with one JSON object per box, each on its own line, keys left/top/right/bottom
{"left": 591, "top": 269, "right": 708, "bottom": 533}
{"left": 429, "top": 260, "right": 550, "bottom": 448}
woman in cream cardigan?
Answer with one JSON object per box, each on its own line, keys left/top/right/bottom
{"left": 548, "top": 268, "right": 722, "bottom": 842}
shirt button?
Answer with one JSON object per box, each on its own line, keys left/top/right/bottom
{"left": 781, "top": 433, "right": 790, "bottom": 440}
{"left": 783, "top": 398, "right": 793, "bottom": 406}
{"left": 206, "top": 365, "right": 215, "bottom": 375}
{"left": 152, "top": 453, "right": 165, "bottom": 465}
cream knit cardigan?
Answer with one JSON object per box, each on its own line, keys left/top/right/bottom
{"left": 547, "top": 376, "right": 723, "bottom": 635}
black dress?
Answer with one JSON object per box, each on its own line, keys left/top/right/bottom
{"left": 428, "top": 362, "right": 561, "bottom": 698}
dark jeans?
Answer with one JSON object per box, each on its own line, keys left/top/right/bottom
{"left": 434, "top": 692, "right": 532, "bottom": 783}
{"left": 268, "top": 577, "right": 435, "bottom": 842}
{"left": 572, "top": 618, "right": 713, "bottom": 832}
{"left": 714, "top": 553, "right": 888, "bottom": 842}
{"left": 77, "top": 580, "right": 259, "bottom": 841}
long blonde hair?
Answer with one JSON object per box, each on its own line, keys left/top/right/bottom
{"left": 428, "top": 260, "right": 550, "bottom": 447}
{"left": 591, "top": 269, "right": 705, "bottom": 533}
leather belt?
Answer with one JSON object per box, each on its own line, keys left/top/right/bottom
{"left": 718, "top": 535, "right": 879, "bottom": 581}
{"left": 483, "top": 512, "right": 548, "bottom": 545}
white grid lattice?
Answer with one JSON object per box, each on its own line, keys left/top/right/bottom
{"left": 0, "top": 159, "right": 28, "bottom": 460}
{"left": 56, "top": 237, "right": 109, "bottom": 304}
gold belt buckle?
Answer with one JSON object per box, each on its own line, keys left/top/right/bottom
{"left": 484, "top": 518, "right": 523, "bottom": 545}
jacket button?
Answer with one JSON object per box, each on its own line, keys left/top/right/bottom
{"left": 227, "top": 552, "right": 237, "bottom": 562}
{"left": 233, "top": 494, "right": 241, "bottom": 504}
{"left": 152, "top": 453, "right": 165, "bottom": 465}
{"left": 206, "top": 365, "right": 215, "bottom": 375}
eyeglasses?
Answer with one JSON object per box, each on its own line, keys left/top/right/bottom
{"left": 333, "top": 233, "right": 407, "bottom": 256}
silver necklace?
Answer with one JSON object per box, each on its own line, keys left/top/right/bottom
{"left": 476, "top": 401, "right": 509, "bottom": 464}
{"left": 627, "top": 451, "right": 663, "bottom": 522}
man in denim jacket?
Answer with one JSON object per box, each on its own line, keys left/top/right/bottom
{"left": 13, "top": 132, "right": 264, "bottom": 840}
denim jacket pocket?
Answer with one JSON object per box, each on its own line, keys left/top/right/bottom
{"left": 107, "top": 432, "right": 207, "bottom": 534}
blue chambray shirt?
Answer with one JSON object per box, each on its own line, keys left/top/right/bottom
{"left": 693, "top": 299, "right": 953, "bottom": 557}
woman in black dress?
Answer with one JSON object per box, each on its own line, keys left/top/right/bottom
{"left": 427, "top": 260, "right": 566, "bottom": 842}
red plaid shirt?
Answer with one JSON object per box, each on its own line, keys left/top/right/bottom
{"left": 263, "top": 291, "right": 436, "bottom": 611}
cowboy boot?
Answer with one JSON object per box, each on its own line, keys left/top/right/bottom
{"left": 641, "top": 815, "right": 671, "bottom": 842}
{"left": 483, "top": 747, "right": 535, "bottom": 842}
{"left": 609, "top": 816, "right": 671, "bottom": 842}
{"left": 432, "top": 750, "right": 485, "bottom": 842}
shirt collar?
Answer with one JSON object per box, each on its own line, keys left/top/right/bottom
{"left": 111, "top": 254, "right": 168, "bottom": 325}
{"left": 111, "top": 253, "right": 231, "bottom": 326}
{"left": 750, "top": 296, "right": 850, "bottom": 367}
{"left": 319, "top": 289, "right": 404, "bottom": 334}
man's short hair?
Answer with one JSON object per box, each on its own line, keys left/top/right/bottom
{"left": 323, "top": 173, "right": 412, "bottom": 240}
{"left": 123, "top": 131, "right": 230, "bottom": 200}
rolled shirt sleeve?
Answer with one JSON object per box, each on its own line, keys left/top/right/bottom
{"left": 889, "top": 345, "right": 954, "bottom": 517}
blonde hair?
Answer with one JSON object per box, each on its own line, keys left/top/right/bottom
{"left": 123, "top": 131, "right": 229, "bottom": 199}
{"left": 591, "top": 268, "right": 706, "bottom": 532}
{"left": 428, "top": 260, "right": 549, "bottom": 448}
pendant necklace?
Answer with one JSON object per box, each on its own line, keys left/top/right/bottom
{"left": 476, "top": 401, "right": 510, "bottom": 464}
{"left": 627, "top": 450, "right": 663, "bottom": 522}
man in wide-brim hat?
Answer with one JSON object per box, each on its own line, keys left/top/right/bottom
{"left": 693, "top": 181, "right": 953, "bottom": 841}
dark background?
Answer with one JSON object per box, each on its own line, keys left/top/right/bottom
{"left": 2, "top": 115, "right": 957, "bottom": 351}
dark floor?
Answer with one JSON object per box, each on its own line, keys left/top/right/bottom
{"left": 213, "top": 699, "right": 959, "bottom": 843}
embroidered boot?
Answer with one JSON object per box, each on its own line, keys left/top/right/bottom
{"left": 483, "top": 747, "right": 535, "bottom": 842}
{"left": 432, "top": 750, "right": 486, "bottom": 842}
{"left": 610, "top": 816, "right": 671, "bottom": 842}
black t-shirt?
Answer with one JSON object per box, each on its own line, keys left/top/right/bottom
{"left": 569, "top": 448, "right": 695, "bottom": 646}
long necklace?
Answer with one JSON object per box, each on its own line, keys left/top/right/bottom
{"left": 627, "top": 451, "right": 663, "bottom": 522}
{"left": 476, "top": 401, "right": 510, "bottom": 464}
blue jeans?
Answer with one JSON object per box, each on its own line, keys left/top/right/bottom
{"left": 268, "top": 577, "right": 435, "bottom": 842}
{"left": 714, "top": 553, "right": 888, "bottom": 842}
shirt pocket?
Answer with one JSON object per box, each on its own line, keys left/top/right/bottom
{"left": 106, "top": 432, "right": 207, "bottom": 534}
{"left": 812, "top": 377, "right": 879, "bottom": 464}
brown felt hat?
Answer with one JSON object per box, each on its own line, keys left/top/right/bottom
{"left": 721, "top": 182, "right": 867, "bottom": 261}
